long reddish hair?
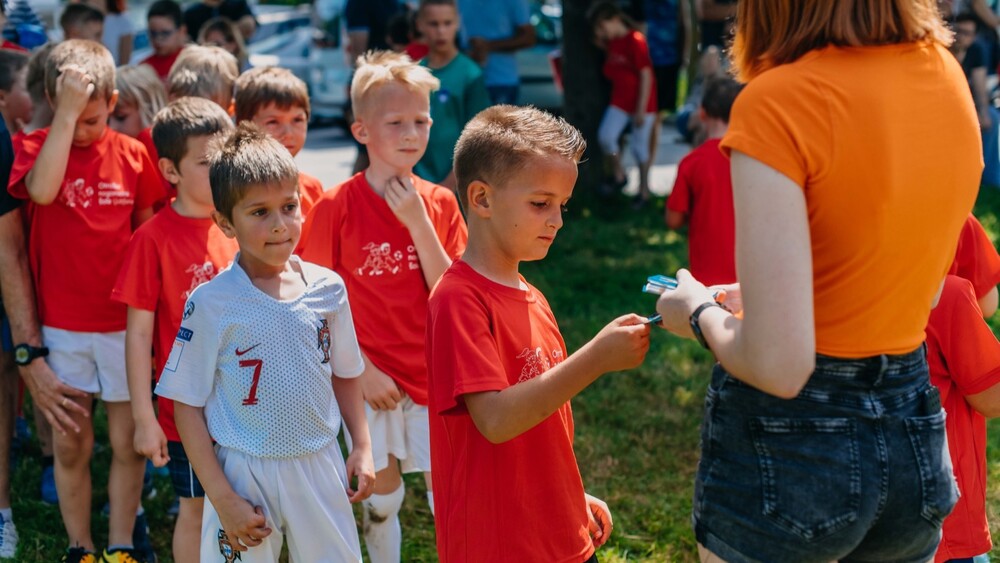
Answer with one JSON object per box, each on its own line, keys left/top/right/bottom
{"left": 730, "top": 0, "right": 952, "bottom": 81}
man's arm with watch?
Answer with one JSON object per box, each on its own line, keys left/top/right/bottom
{"left": 0, "top": 208, "right": 88, "bottom": 434}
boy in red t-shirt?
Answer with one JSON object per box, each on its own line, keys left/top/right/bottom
{"left": 949, "top": 213, "right": 1000, "bottom": 317}
{"left": 666, "top": 76, "right": 743, "bottom": 286}
{"left": 6, "top": 40, "right": 164, "bottom": 563}
{"left": 426, "top": 105, "right": 650, "bottom": 562}
{"left": 111, "top": 97, "right": 236, "bottom": 563}
{"left": 235, "top": 66, "right": 326, "bottom": 217}
{"left": 141, "top": 0, "right": 188, "bottom": 84}
{"left": 299, "top": 51, "right": 467, "bottom": 563}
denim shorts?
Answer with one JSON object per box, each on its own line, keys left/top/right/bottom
{"left": 168, "top": 440, "right": 205, "bottom": 498}
{"left": 693, "top": 347, "right": 958, "bottom": 563}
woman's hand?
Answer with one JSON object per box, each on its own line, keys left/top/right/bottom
{"left": 655, "top": 269, "right": 719, "bottom": 339}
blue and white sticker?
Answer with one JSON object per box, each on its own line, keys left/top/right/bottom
{"left": 177, "top": 327, "right": 194, "bottom": 342}
{"left": 183, "top": 301, "right": 195, "bottom": 320}
{"left": 163, "top": 340, "right": 184, "bottom": 372}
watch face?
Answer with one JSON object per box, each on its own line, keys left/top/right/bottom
{"left": 14, "top": 347, "right": 29, "bottom": 364}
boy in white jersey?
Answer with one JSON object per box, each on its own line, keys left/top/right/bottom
{"left": 155, "top": 123, "right": 375, "bottom": 563}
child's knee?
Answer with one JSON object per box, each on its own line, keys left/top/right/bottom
{"left": 364, "top": 481, "right": 405, "bottom": 524}
{"left": 53, "top": 428, "right": 93, "bottom": 465}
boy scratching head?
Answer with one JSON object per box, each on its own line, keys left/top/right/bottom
{"left": 60, "top": 3, "right": 104, "bottom": 42}
{"left": 0, "top": 49, "right": 31, "bottom": 133}
{"left": 168, "top": 45, "right": 239, "bottom": 111}
{"left": 147, "top": 0, "right": 186, "bottom": 57}
{"left": 235, "top": 66, "right": 310, "bottom": 157}
{"left": 44, "top": 39, "right": 118, "bottom": 147}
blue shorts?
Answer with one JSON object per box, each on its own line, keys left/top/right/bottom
{"left": 693, "top": 347, "right": 957, "bottom": 563}
{"left": 168, "top": 440, "right": 205, "bottom": 498}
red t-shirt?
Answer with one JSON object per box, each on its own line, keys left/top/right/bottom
{"left": 405, "top": 42, "right": 429, "bottom": 62}
{"left": 666, "top": 138, "right": 736, "bottom": 286}
{"left": 948, "top": 214, "right": 1000, "bottom": 299}
{"left": 8, "top": 128, "right": 165, "bottom": 332}
{"left": 427, "top": 260, "right": 594, "bottom": 563}
{"left": 603, "top": 30, "right": 657, "bottom": 114}
{"left": 299, "top": 172, "right": 467, "bottom": 404}
{"left": 141, "top": 48, "right": 184, "bottom": 82}
{"left": 0, "top": 40, "right": 26, "bottom": 52}
{"left": 926, "top": 275, "right": 1000, "bottom": 561}
{"left": 136, "top": 126, "right": 175, "bottom": 210}
{"left": 298, "top": 171, "right": 324, "bottom": 218}
{"left": 111, "top": 204, "right": 238, "bottom": 441}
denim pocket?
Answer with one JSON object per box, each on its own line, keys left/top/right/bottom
{"left": 904, "top": 409, "right": 959, "bottom": 528}
{"left": 750, "top": 417, "right": 861, "bottom": 542}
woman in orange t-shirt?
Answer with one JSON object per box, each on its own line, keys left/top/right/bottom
{"left": 656, "top": 1, "right": 981, "bottom": 561}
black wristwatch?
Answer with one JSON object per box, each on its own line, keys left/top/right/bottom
{"left": 13, "top": 344, "right": 49, "bottom": 366}
{"left": 689, "top": 302, "right": 724, "bottom": 351}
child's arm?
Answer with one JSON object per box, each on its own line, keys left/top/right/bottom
{"left": 174, "top": 402, "right": 272, "bottom": 552}
{"left": 24, "top": 67, "right": 94, "bottom": 205}
{"left": 463, "top": 315, "right": 650, "bottom": 443}
{"left": 386, "top": 176, "right": 452, "bottom": 288}
{"left": 666, "top": 210, "right": 687, "bottom": 230}
{"left": 125, "top": 307, "right": 169, "bottom": 467}
{"left": 333, "top": 376, "right": 375, "bottom": 503}
{"left": 584, "top": 493, "right": 613, "bottom": 548}
{"left": 633, "top": 66, "right": 653, "bottom": 125}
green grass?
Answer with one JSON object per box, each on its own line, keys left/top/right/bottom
{"left": 11, "top": 187, "right": 1000, "bottom": 562}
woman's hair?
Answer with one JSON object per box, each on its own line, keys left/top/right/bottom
{"left": 198, "top": 16, "right": 248, "bottom": 66}
{"left": 730, "top": 0, "right": 952, "bottom": 81}
{"left": 116, "top": 64, "right": 167, "bottom": 128}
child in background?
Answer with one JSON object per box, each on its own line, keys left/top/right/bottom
{"left": 299, "top": 51, "right": 467, "bottom": 563}
{"left": 21, "top": 43, "right": 54, "bottom": 141}
{"left": 197, "top": 17, "right": 249, "bottom": 72}
{"left": 79, "top": 0, "right": 134, "bottom": 66}
{"left": 59, "top": 4, "right": 104, "bottom": 43}
{"left": 589, "top": 0, "right": 657, "bottom": 206}
{"left": 6, "top": 39, "right": 164, "bottom": 563}
{"left": 427, "top": 105, "right": 649, "bottom": 562}
{"left": 140, "top": 0, "right": 187, "bottom": 83}
{"left": 112, "top": 96, "right": 236, "bottom": 563}
{"left": 234, "top": 66, "right": 325, "bottom": 216}
{"left": 166, "top": 44, "right": 238, "bottom": 111}
{"left": 156, "top": 123, "right": 374, "bottom": 562}
{"left": 110, "top": 65, "right": 166, "bottom": 140}
{"left": 414, "top": 0, "right": 490, "bottom": 188}
{"left": 949, "top": 213, "right": 1000, "bottom": 317}
{"left": 665, "top": 76, "right": 743, "bottom": 286}
{"left": 0, "top": 50, "right": 30, "bottom": 135}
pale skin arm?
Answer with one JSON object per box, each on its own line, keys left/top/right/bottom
{"left": 966, "top": 383, "right": 1000, "bottom": 417}
{"left": 332, "top": 376, "right": 375, "bottom": 502}
{"left": 979, "top": 286, "right": 999, "bottom": 317}
{"left": 125, "top": 307, "right": 169, "bottom": 466}
{"left": 464, "top": 315, "right": 650, "bottom": 444}
{"left": 633, "top": 67, "right": 653, "bottom": 125}
{"left": 174, "top": 403, "right": 272, "bottom": 552}
{"left": 385, "top": 176, "right": 452, "bottom": 290}
{"left": 666, "top": 210, "right": 686, "bottom": 230}
{"left": 657, "top": 152, "right": 816, "bottom": 399}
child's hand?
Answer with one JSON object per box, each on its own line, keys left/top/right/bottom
{"left": 214, "top": 493, "right": 272, "bottom": 552}
{"left": 133, "top": 419, "right": 170, "bottom": 467}
{"left": 344, "top": 445, "right": 376, "bottom": 503}
{"left": 385, "top": 176, "right": 430, "bottom": 232}
{"left": 585, "top": 493, "right": 613, "bottom": 548}
{"left": 588, "top": 314, "right": 650, "bottom": 373}
{"left": 656, "top": 269, "right": 724, "bottom": 339}
{"left": 360, "top": 365, "right": 404, "bottom": 410}
{"left": 54, "top": 65, "right": 96, "bottom": 119}
{"left": 632, "top": 111, "right": 645, "bottom": 127}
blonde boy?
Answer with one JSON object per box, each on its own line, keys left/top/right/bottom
{"left": 299, "top": 51, "right": 467, "bottom": 563}
{"left": 166, "top": 44, "right": 238, "bottom": 111}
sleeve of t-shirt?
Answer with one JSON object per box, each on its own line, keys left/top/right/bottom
{"left": 155, "top": 289, "right": 219, "bottom": 407}
{"left": 937, "top": 276, "right": 1000, "bottom": 396}
{"left": 509, "top": 0, "right": 531, "bottom": 27}
{"left": 7, "top": 130, "right": 44, "bottom": 200}
{"left": 134, "top": 145, "right": 166, "bottom": 211}
{"left": 330, "top": 285, "right": 365, "bottom": 379}
{"left": 429, "top": 188, "right": 468, "bottom": 260}
{"left": 950, "top": 215, "right": 1000, "bottom": 298}
{"left": 631, "top": 32, "right": 654, "bottom": 71}
{"left": 967, "top": 41, "right": 987, "bottom": 71}
{"left": 428, "top": 285, "right": 510, "bottom": 414}
{"left": 667, "top": 153, "right": 693, "bottom": 213}
{"left": 344, "top": 0, "right": 370, "bottom": 31}
{"left": 298, "top": 191, "right": 342, "bottom": 268}
{"left": 111, "top": 225, "right": 163, "bottom": 311}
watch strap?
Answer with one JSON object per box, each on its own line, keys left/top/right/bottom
{"left": 689, "top": 302, "right": 723, "bottom": 351}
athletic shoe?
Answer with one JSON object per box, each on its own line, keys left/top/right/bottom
{"left": 100, "top": 548, "right": 141, "bottom": 563}
{"left": 132, "top": 513, "right": 156, "bottom": 563}
{"left": 0, "top": 514, "right": 17, "bottom": 559}
{"left": 60, "top": 547, "right": 96, "bottom": 563}
{"left": 40, "top": 464, "right": 58, "bottom": 505}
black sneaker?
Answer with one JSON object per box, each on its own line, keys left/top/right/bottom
{"left": 60, "top": 547, "right": 96, "bottom": 563}
{"left": 132, "top": 513, "right": 156, "bottom": 563}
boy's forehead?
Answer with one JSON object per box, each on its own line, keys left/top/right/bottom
{"left": 362, "top": 82, "right": 428, "bottom": 114}
{"left": 237, "top": 178, "right": 300, "bottom": 203}
{"left": 148, "top": 15, "right": 177, "bottom": 29}
{"left": 257, "top": 101, "right": 307, "bottom": 116}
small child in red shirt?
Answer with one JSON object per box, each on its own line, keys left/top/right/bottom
{"left": 6, "top": 39, "right": 164, "bottom": 563}
{"left": 235, "top": 66, "right": 326, "bottom": 217}
{"left": 111, "top": 97, "right": 236, "bottom": 563}
{"left": 427, "top": 105, "right": 650, "bottom": 562}
{"left": 166, "top": 44, "right": 238, "bottom": 112}
{"left": 949, "top": 213, "right": 1000, "bottom": 317}
{"left": 666, "top": 76, "right": 744, "bottom": 286}
{"left": 141, "top": 0, "right": 187, "bottom": 84}
{"left": 111, "top": 64, "right": 172, "bottom": 208}
{"left": 299, "top": 51, "right": 467, "bottom": 563}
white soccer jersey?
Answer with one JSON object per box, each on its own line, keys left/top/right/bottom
{"left": 155, "top": 255, "right": 365, "bottom": 458}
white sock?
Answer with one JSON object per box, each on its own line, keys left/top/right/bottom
{"left": 363, "top": 483, "right": 404, "bottom": 563}
{"left": 426, "top": 491, "right": 434, "bottom": 517}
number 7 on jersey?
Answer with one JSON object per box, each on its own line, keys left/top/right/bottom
{"left": 239, "top": 359, "right": 263, "bottom": 405}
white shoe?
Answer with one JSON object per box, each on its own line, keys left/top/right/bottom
{"left": 0, "top": 514, "right": 17, "bottom": 559}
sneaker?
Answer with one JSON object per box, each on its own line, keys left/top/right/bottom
{"left": 60, "top": 547, "right": 96, "bottom": 563}
{"left": 40, "top": 464, "right": 58, "bottom": 505}
{"left": 132, "top": 513, "right": 156, "bottom": 563}
{"left": 0, "top": 514, "right": 17, "bottom": 559}
{"left": 100, "top": 548, "right": 141, "bottom": 563}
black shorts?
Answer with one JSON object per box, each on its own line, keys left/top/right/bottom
{"left": 168, "top": 440, "right": 205, "bottom": 498}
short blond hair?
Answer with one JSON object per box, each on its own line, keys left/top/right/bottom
{"left": 350, "top": 50, "right": 439, "bottom": 118}
{"left": 453, "top": 105, "right": 586, "bottom": 209}
{"left": 45, "top": 39, "right": 116, "bottom": 102}
{"left": 116, "top": 64, "right": 167, "bottom": 128}
{"left": 167, "top": 45, "right": 238, "bottom": 108}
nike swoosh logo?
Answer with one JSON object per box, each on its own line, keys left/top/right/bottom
{"left": 235, "top": 344, "right": 260, "bottom": 356}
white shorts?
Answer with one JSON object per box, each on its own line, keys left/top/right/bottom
{"left": 42, "top": 326, "right": 129, "bottom": 402}
{"left": 201, "top": 442, "right": 362, "bottom": 563}
{"left": 598, "top": 105, "right": 657, "bottom": 164}
{"left": 347, "top": 395, "right": 431, "bottom": 474}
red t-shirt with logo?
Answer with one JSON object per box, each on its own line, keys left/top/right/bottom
{"left": 299, "top": 172, "right": 467, "bottom": 404}
{"left": 427, "top": 260, "right": 594, "bottom": 563}
{"left": 948, "top": 214, "right": 1000, "bottom": 299}
{"left": 8, "top": 128, "right": 164, "bottom": 332}
{"left": 136, "top": 126, "right": 175, "bottom": 210}
{"left": 603, "top": 30, "right": 657, "bottom": 114}
{"left": 298, "top": 171, "right": 324, "bottom": 218}
{"left": 111, "top": 204, "right": 238, "bottom": 441}
{"left": 141, "top": 48, "right": 184, "bottom": 83}
{"left": 666, "top": 138, "right": 736, "bottom": 286}
{"left": 927, "top": 275, "right": 1000, "bottom": 561}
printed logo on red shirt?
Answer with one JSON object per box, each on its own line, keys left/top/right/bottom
{"left": 356, "top": 241, "right": 419, "bottom": 276}
{"left": 97, "top": 181, "right": 133, "bottom": 206}
{"left": 60, "top": 178, "right": 95, "bottom": 208}
{"left": 516, "top": 347, "right": 564, "bottom": 382}
{"left": 184, "top": 261, "right": 218, "bottom": 298}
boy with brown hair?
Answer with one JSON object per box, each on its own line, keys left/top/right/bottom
{"left": 426, "top": 105, "right": 650, "bottom": 562}
{"left": 141, "top": 0, "right": 187, "bottom": 83}
{"left": 234, "top": 65, "right": 325, "bottom": 216}
{"left": 167, "top": 44, "right": 238, "bottom": 111}
{"left": 299, "top": 50, "right": 467, "bottom": 563}
{"left": 59, "top": 4, "right": 104, "bottom": 42}
{"left": 6, "top": 39, "right": 164, "bottom": 563}
{"left": 112, "top": 96, "right": 237, "bottom": 563}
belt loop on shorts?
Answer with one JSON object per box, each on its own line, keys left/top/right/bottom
{"left": 873, "top": 354, "right": 889, "bottom": 387}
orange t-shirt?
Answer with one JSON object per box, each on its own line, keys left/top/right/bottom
{"left": 299, "top": 172, "right": 467, "bottom": 404}
{"left": 949, "top": 214, "right": 1000, "bottom": 299}
{"left": 926, "top": 275, "right": 1000, "bottom": 561}
{"left": 721, "top": 42, "right": 981, "bottom": 357}
{"left": 298, "top": 171, "right": 324, "bottom": 218}
{"left": 8, "top": 128, "right": 165, "bottom": 332}
{"left": 136, "top": 126, "right": 175, "bottom": 210}
{"left": 427, "top": 260, "right": 594, "bottom": 563}
{"left": 111, "top": 204, "right": 238, "bottom": 441}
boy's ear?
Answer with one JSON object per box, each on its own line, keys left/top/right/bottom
{"left": 108, "top": 90, "right": 119, "bottom": 112}
{"left": 350, "top": 119, "right": 368, "bottom": 145}
{"left": 159, "top": 157, "right": 181, "bottom": 184}
{"left": 467, "top": 180, "right": 491, "bottom": 218}
{"left": 212, "top": 210, "right": 237, "bottom": 239}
